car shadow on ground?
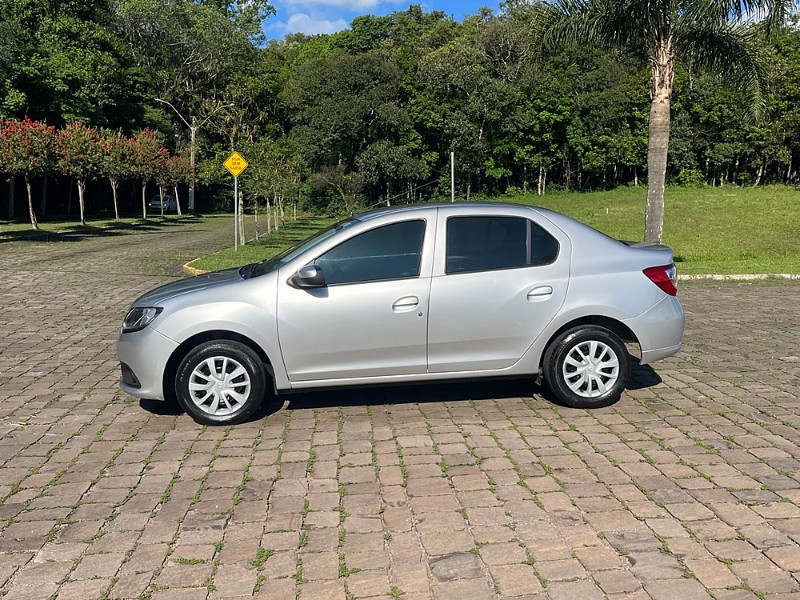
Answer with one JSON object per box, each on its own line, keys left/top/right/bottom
{"left": 139, "top": 362, "right": 663, "bottom": 423}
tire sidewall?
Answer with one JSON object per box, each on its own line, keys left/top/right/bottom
{"left": 176, "top": 340, "right": 266, "bottom": 425}
{"left": 544, "top": 326, "right": 630, "bottom": 408}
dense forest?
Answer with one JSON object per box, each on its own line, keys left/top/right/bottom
{"left": 1, "top": 0, "right": 800, "bottom": 218}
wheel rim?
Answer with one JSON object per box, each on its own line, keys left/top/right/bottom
{"left": 188, "top": 356, "right": 252, "bottom": 417}
{"left": 562, "top": 340, "right": 620, "bottom": 399}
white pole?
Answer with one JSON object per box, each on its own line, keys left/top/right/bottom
{"left": 451, "top": 151, "right": 455, "bottom": 202}
{"left": 234, "top": 176, "right": 239, "bottom": 250}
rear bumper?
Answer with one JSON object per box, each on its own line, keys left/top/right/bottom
{"left": 117, "top": 327, "right": 179, "bottom": 401}
{"left": 623, "top": 295, "right": 685, "bottom": 365}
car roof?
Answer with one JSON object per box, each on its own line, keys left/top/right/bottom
{"left": 354, "top": 202, "right": 539, "bottom": 222}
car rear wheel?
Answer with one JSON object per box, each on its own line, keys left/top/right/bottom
{"left": 543, "top": 326, "right": 630, "bottom": 408}
{"left": 175, "top": 340, "right": 266, "bottom": 425}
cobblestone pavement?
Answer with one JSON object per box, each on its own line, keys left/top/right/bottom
{"left": 1, "top": 217, "right": 799, "bottom": 600}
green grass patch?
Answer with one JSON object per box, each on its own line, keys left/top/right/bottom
{"left": 510, "top": 184, "right": 800, "bottom": 274}
{"left": 188, "top": 185, "right": 800, "bottom": 275}
{"left": 188, "top": 216, "right": 336, "bottom": 272}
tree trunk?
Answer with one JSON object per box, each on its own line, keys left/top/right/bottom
{"left": 254, "top": 200, "right": 260, "bottom": 241}
{"left": 141, "top": 182, "right": 147, "bottom": 220}
{"left": 644, "top": 42, "right": 674, "bottom": 244}
{"left": 753, "top": 158, "right": 765, "bottom": 187}
{"left": 537, "top": 166, "right": 544, "bottom": 196}
{"left": 110, "top": 178, "right": 120, "bottom": 220}
{"left": 77, "top": 180, "right": 86, "bottom": 225}
{"left": 40, "top": 175, "right": 48, "bottom": 216}
{"left": 158, "top": 186, "right": 165, "bottom": 217}
{"left": 25, "top": 174, "right": 39, "bottom": 230}
{"left": 174, "top": 185, "right": 182, "bottom": 216}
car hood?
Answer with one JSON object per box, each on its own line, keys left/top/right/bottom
{"left": 132, "top": 267, "right": 243, "bottom": 306}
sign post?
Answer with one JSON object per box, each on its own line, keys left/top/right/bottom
{"left": 223, "top": 152, "right": 248, "bottom": 250}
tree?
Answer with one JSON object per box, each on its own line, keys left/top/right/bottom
{"left": 541, "top": 0, "right": 796, "bottom": 242}
{"left": 129, "top": 129, "right": 169, "bottom": 220}
{"left": 56, "top": 122, "right": 104, "bottom": 225}
{"left": 99, "top": 128, "right": 133, "bottom": 220}
{"left": 164, "top": 155, "right": 191, "bottom": 216}
{"left": 0, "top": 117, "right": 55, "bottom": 229}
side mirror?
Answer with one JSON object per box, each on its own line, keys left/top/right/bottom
{"left": 289, "top": 264, "right": 326, "bottom": 289}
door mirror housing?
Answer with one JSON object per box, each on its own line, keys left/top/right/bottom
{"left": 289, "top": 264, "right": 326, "bottom": 289}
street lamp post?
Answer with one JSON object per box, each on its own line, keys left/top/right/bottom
{"left": 155, "top": 98, "right": 197, "bottom": 212}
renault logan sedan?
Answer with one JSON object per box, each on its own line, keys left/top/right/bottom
{"left": 118, "top": 203, "right": 684, "bottom": 425}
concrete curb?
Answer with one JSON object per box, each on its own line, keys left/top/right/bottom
{"left": 182, "top": 263, "right": 207, "bottom": 276}
{"left": 679, "top": 273, "right": 800, "bottom": 281}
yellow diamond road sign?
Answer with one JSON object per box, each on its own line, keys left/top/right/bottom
{"left": 224, "top": 151, "right": 248, "bottom": 177}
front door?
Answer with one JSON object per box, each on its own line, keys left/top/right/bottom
{"left": 277, "top": 218, "right": 433, "bottom": 383}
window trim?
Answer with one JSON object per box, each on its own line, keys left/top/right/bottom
{"left": 444, "top": 215, "right": 559, "bottom": 275}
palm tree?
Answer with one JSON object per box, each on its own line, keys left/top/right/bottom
{"left": 540, "top": 0, "right": 796, "bottom": 243}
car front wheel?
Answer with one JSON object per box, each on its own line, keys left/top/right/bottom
{"left": 543, "top": 326, "right": 630, "bottom": 409}
{"left": 175, "top": 340, "right": 266, "bottom": 425}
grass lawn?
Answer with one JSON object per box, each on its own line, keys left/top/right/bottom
{"left": 185, "top": 184, "right": 800, "bottom": 275}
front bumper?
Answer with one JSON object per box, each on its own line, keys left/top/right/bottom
{"left": 117, "top": 326, "right": 179, "bottom": 401}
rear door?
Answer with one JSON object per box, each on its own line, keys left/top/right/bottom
{"left": 427, "top": 209, "right": 571, "bottom": 373}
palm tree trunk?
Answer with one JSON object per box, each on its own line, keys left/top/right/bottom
{"left": 645, "top": 43, "right": 674, "bottom": 244}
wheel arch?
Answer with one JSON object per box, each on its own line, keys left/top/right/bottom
{"left": 162, "top": 330, "right": 275, "bottom": 402}
{"left": 538, "top": 315, "right": 639, "bottom": 373}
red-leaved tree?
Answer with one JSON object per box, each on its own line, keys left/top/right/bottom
{"left": 0, "top": 117, "right": 56, "bottom": 229}
{"left": 56, "top": 122, "right": 104, "bottom": 226}
{"left": 129, "top": 129, "right": 170, "bottom": 220}
{"left": 99, "top": 128, "right": 133, "bottom": 221}
{"left": 165, "top": 155, "right": 192, "bottom": 216}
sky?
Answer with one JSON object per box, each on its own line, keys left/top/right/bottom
{"left": 265, "top": 0, "right": 501, "bottom": 38}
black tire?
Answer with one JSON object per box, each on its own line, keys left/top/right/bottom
{"left": 543, "top": 326, "right": 630, "bottom": 409}
{"left": 175, "top": 340, "right": 266, "bottom": 425}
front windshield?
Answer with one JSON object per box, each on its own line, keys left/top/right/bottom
{"left": 250, "top": 217, "right": 360, "bottom": 278}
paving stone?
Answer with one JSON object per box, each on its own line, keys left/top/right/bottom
{"left": 2, "top": 226, "right": 800, "bottom": 600}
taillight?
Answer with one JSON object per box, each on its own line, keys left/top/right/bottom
{"left": 643, "top": 263, "right": 677, "bottom": 296}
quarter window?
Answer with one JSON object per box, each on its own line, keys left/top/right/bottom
{"left": 315, "top": 220, "right": 426, "bottom": 285}
{"left": 446, "top": 216, "right": 559, "bottom": 274}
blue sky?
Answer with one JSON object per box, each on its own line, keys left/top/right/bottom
{"left": 265, "top": 0, "right": 501, "bottom": 38}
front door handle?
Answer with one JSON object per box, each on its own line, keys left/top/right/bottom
{"left": 527, "top": 286, "right": 553, "bottom": 301}
{"left": 392, "top": 296, "right": 420, "bottom": 312}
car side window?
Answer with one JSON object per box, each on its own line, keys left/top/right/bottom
{"left": 446, "top": 216, "right": 559, "bottom": 274}
{"left": 315, "top": 220, "right": 426, "bottom": 285}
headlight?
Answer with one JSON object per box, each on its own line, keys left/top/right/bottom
{"left": 121, "top": 307, "right": 163, "bottom": 333}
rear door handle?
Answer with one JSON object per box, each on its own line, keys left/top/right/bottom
{"left": 527, "top": 286, "right": 553, "bottom": 301}
{"left": 392, "top": 296, "right": 419, "bottom": 312}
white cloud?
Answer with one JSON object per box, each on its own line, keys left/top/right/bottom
{"left": 277, "top": 12, "right": 350, "bottom": 34}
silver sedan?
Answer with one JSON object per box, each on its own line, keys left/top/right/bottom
{"left": 118, "top": 203, "right": 684, "bottom": 425}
